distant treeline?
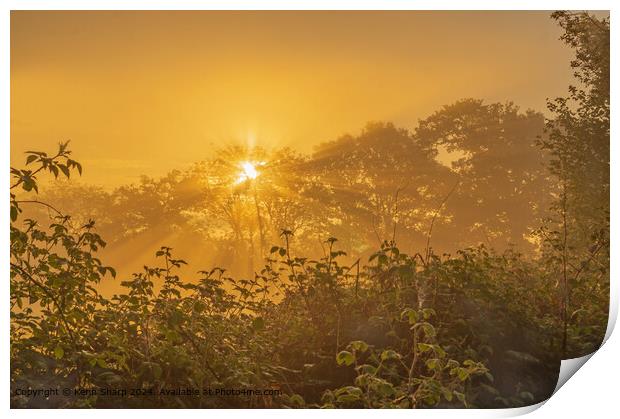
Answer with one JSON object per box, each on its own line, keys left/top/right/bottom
{"left": 26, "top": 99, "right": 552, "bottom": 277}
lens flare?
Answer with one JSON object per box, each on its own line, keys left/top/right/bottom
{"left": 235, "top": 161, "right": 263, "bottom": 184}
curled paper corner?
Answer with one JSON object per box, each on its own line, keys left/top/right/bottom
{"left": 491, "top": 355, "right": 594, "bottom": 417}
{"left": 549, "top": 294, "right": 618, "bottom": 400}
{"left": 553, "top": 353, "right": 594, "bottom": 394}
{"left": 498, "top": 401, "right": 546, "bottom": 417}
{"left": 504, "top": 303, "right": 618, "bottom": 416}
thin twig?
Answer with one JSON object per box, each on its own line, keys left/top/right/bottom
{"left": 425, "top": 181, "right": 460, "bottom": 263}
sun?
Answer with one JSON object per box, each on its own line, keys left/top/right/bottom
{"left": 235, "top": 161, "right": 263, "bottom": 184}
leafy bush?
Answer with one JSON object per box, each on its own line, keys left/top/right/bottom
{"left": 12, "top": 134, "right": 609, "bottom": 409}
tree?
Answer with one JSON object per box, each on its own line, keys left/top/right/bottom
{"left": 415, "top": 99, "right": 550, "bottom": 253}
{"left": 537, "top": 11, "right": 610, "bottom": 358}
{"left": 306, "top": 122, "right": 454, "bottom": 255}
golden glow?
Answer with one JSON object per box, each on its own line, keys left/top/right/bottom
{"left": 236, "top": 161, "right": 262, "bottom": 184}
{"left": 10, "top": 11, "right": 587, "bottom": 186}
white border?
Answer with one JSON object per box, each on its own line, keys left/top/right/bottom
{"left": 0, "top": 1, "right": 615, "bottom": 11}
{"left": 2, "top": 2, "right": 617, "bottom": 418}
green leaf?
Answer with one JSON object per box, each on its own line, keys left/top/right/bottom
{"left": 380, "top": 349, "right": 400, "bottom": 361}
{"left": 422, "top": 308, "right": 436, "bottom": 320}
{"left": 26, "top": 154, "right": 38, "bottom": 165}
{"left": 335, "top": 386, "right": 362, "bottom": 403}
{"left": 336, "top": 350, "right": 355, "bottom": 366}
{"left": 355, "top": 364, "right": 376, "bottom": 374}
{"left": 426, "top": 358, "right": 440, "bottom": 371}
{"left": 348, "top": 340, "right": 369, "bottom": 353}
{"left": 417, "top": 343, "right": 432, "bottom": 353}
{"left": 400, "top": 308, "right": 418, "bottom": 324}
{"left": 457, "top": 368, "right": 470, "bottom": 381}
{"left": 58, "top": 164, "right": 70, "bottom": 178}
{"left": 22, "top": 178, "right": 33, "bottom": 192}
{"left": 374, "top": 379, "right": 395, "bottom": 397}
{"left": 288, "top": 394, "right": 305, "bottom": 406}
{"left": 54, "top": 346, "right": 64, "bottom": 360}
{"left": 421, "top": 322, "right": 436, "bottom": 338}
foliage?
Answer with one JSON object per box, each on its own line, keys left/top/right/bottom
{"left": 10, "top": 152, "right": 561, "bottom": 407}
{"left": 538, "top": 11, "right": 610, "bottom": 358}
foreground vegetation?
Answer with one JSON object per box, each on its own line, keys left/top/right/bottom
{"left": 9, "top": 152, "right": 564, "bottom": 407}
{"left": 7, "top": 144, "right": 605, "bottom": 408}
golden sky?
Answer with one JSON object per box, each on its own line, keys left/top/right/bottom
{"left": 11, "top": 11, "right": 587, "bottom": 186}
